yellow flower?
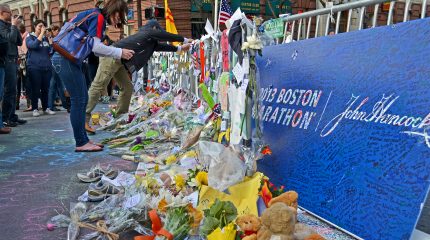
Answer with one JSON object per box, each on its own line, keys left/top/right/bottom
{"left": 174, "top": 174, "right": 185, "bottom": 191}
{"left": 195, "top": 171, "right": 208, "bottom": 186}
{"left": 183, "top": 150, "right": 197, "bottom": 158}
{"left": 135, "top": 174, "right": 159, "bottom": 191}
{"left": 165, "top": 155, "right": 177, "bottom": 165}
{"left": 158, "top": 198, "right": 168, "bottom": 212}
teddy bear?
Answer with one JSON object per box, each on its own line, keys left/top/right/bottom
{"left": 257, "top": 202, "right": 297, "bottom": 240}
{"left": 268, "top": 191, "right": 299, "bottom": 210}
{"left": 236, "top": 214, "right": 261, "bottom": 240}
{"left": 258, "top": 201, "right": 326, "bottom": 240}
{"left": 268, "top": 191, "right": 325, "bottom": 240}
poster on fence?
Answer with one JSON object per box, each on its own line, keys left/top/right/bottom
{"left": 255, "top": 18, "right": 430, "bottom": 240}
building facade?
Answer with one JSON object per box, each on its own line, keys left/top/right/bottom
{"left": 0, "top": 0, "right": 428, "bottom": 40}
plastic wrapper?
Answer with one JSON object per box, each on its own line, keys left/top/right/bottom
{"left": 181, "top": 125, "right": 204, "bottom": 149}
{"left": 48, "top": 214, "right": 71, "bottom": 228}
{"left": 80, "top": 195, "right": 124, "bottom": 222}
{"left": 197, "top": 141, "right": 246, "bottom": 191}
{"left": 68, "top": 202, "right": 87, "bottom": 240}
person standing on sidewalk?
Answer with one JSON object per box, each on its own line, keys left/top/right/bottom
{"left": 26, "top": 20, "right": 55, "bottom": 117}
{"left": 0, "top": 8, "right": 10, "bottom": 134}
{"left": 52, "top": 0, "right": 134, "bottom": 152}
{"left": 47, "top": 24, "right": 68, "bottom": 112}
{"left": 85, "top": 19, "right": 192, "bottom": 134}
{"left": 17, "top": 23, "right": 29, "bottom": 111}
{"left": 0, "top": 3, "right": 27, "bottom": 128}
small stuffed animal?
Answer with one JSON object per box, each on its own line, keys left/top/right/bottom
{"left": 236, "top": 214, "right": 261, "bottom": 240}
{"left": 257, "top": 202, "right": 297, "bottom": 240}
{"left": 268, "top": 191, "right": 299, "bottom": 210}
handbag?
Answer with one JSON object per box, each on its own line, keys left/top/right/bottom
{"left": 53, "top": 11, "right": 98, "bottom": 64}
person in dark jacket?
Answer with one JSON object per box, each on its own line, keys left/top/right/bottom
{"left": 26, "top": 20, "right": 55, "bottom": 117}
{"left": 0, "top": 5, "right": 10, "bottom": 134}
{"left": 84, "top": 19, "right": 192, "bottom": 134}
{"left": 0, "top": 3, "right": 26, "bottom": 127}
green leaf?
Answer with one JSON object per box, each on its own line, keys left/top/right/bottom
{"left": 199, "top": 216, "right": 220, "bottom": 236}
{"left": 145, "top": 130, "right": 159, "bottom": 138}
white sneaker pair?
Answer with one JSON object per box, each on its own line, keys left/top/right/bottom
{"left": 33, "top": 108, "right": 56, "bottom": 117}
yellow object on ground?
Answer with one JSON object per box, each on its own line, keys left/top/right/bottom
{"left": 207, "top": 223, "right": 237, "bottom": 240}
{"left": 198, "top": 172, "right": 263, "bottom": 216}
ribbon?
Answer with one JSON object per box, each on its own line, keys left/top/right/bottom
{"left": 199, "top": 41, "right": 205, "bottom": 84}
{"left": 77, "top": 220, "right": 119, "bottom": 240}
{"left": 134, "top": 210, "right": 173, "bottom": 240}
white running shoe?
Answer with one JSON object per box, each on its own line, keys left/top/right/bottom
{"left": 45, "top": 108, "right": 56, "bottom": 115}
{"left": 33, "top": 110, "right": 40, "bottom": 117}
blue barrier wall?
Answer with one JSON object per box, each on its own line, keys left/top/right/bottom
{"left": 256, "top": 18, "right": 430, "bottom": 239}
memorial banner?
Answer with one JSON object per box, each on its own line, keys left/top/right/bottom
{"left": 256, "top": 18, "right": 430, "bottom": 239}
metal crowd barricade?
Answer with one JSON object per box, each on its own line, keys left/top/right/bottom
{"left": 280, "top": 0, "right": 428, "bottom": 42}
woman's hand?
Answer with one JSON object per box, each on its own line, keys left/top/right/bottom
{"left": 121, "top": 49, "right": 134, "bottom": 60}
{"left": 38, "top": 26, "right": 46, "bottom": 41}
{"left": 40, "top": 26, "right": 46, "bottom": 36}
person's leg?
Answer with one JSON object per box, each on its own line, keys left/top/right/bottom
{"left": 41, "top": 68, "right": 52, "bottom": 112}
{"left": 86, "top": 57, "right": 120, "bottom": 122}
{"left": 24, "top": 71, "right": 32, "bottom": 110}
{"left": 54, "top": 55, "right": 89, "bottom": 147}
{"left": 2, "top": 60, "right": 18, "bottom": 123}
{"left": 114, "top": 64, "right": 133, "bottom": 115}
{"left": 107, "top": 80, "right": 113, "bottom": 97}
{"left": 88, "top": 62, "right": 98, "bottom": 83}
{"left": 54, "top": 72, "right": 68, "bottom": 109}
{"left": 82, "top": 62, "right": 91, "bottom": 89}
{"left": 48, "top": 67, "right": 57, "bottom": 110}
{"left": 28, "top": 68, "right": 42, "bottom": 112}
{"left": 16, "top": 70, "right": 22, "bottom": 110}
{"left": 0, "top": 67, "right": 8, "bottom": 132}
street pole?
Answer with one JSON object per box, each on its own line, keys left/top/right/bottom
{"left": 137, "top": 0, "right": 142, "bottom": 27}
{"left": 214, "top": 0, "right": 218, "bottom": 31}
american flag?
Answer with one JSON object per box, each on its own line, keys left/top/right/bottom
{"left": 218, "top": 0, "right": 233, "bottom": 25}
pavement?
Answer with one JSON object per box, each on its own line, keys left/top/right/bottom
{"left": 0, "top": 103, "right": 136, "bottom": 240}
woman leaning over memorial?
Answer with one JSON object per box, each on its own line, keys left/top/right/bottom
{"left": 51, "top": 0, "right": 134, "bottom": 152}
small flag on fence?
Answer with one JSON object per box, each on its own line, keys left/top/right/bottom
{"left": 218, "top": 0, "right": 233, "bottom": 25}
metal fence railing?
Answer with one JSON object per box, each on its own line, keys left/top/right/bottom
{"left": 279, "top": 0, "right": 429, "bottom": 42}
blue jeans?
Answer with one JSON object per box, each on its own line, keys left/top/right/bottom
{"left": 2, "top": 59, "right": 18, "bottom": 122}
{"left": 52, "top": 53, "right": 89, "bottom": 147}
{"left": 0, "top": 67, "right": 4, "bottom": 128}
{"left": 48, "top": 66, "right": 67, "bottom": 109}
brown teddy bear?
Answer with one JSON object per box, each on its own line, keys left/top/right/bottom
{"left": 258, "top": 201, "right": 326, "bottom": 240}
{"left": 257, "top": 202, "right": 297, "bottom": 240}
{"left": 236, "top": 214, "right": 261, "bottom": 240}
{"left": 268, "top": 191, "right": 299, "bottom": 210}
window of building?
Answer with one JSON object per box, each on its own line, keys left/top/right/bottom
{"left": 30, "top": 13, "right": 37, "bottom": 31}
{"left": 44, "top": 11, "right": 52, "bottom": 26}
{"left": 60, "top": 9, "right": 68, "bottom": 25}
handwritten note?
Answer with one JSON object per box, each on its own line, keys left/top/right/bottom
{"left": 232, "top": 62, "right": 244, "bottom": 84}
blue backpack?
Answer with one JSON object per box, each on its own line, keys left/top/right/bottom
{"left": 53, "top": 11, "right": 97, "bottom": 64}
